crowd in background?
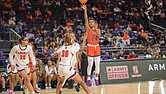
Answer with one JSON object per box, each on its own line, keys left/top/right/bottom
{"left": 0, "top": 0, "right": 166, "bottom": 91}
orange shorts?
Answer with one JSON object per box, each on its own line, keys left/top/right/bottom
{"left": 29, "top": 62, "right": 36, "bottom": 73}
{"left": 87, "top": 45, "right": 100, "bottom": 57}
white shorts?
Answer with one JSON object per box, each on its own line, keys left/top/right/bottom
{"left": 71, "top": 60, "right": 77, "bottom": 68}
{"left": 16, "top": 63, "right": 30, "bottom": 75}
{"left": 48, "top": 74, "right": 55, "bottom": 78}
{"left": 58, "top": 65, "right": 76, "bottom": 81}
{"left": 7, "top": 64, "right": 18, "bottom": 74}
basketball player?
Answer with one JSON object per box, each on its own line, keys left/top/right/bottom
{"left": 82, "top": 4, "right": 101, "bottom": 86}
{"left": 9, "top": 37, "right": 36, "bottom": 94}
{"left": 70, "top": 32, "right": 87, "bottom": 91}
{"left": 7, "top": 59, "right": 19, "bottom": 94}
{"left": 7, "top": 39, "right": 23, "bottom": 94}
{"left": 52, "top": 34, "right": 92, "bottom": 94}
{"left": 70, "top": 32, "right": 80, "bottom": 73}
{"left": 29, "top": 39, "right": 39, "bottom": 93}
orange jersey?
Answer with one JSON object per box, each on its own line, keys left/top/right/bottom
{"left": 87, "top": 29, "right": 99, "bottom": 45}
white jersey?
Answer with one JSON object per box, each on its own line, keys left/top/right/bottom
{"left": 9, "top": 44, "right": 36, "bottom": 66}
{"left": 56, "top": 45, "right": 77, "bottom": 66}
{"left": 45, "top": 65, "right": 57, "bottom": 76}
{"left": 71, "top": 42, "right": 80, "bottom": 67}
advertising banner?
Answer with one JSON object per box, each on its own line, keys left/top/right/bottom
{"left": 100, "top": 59, "right": 166, "bottom": 84}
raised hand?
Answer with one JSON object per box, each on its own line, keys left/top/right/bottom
{"left": 94, "top": 22, "right": 99, "bottom": 30}
{"left": 81, "top": 4, "right": 87, "bottom": 11}
{"left": 83, "top": 33, "right": 87, "bottom": 40}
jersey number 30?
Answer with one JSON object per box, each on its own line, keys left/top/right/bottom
{"left": 62, "top": 50, "right": 69, "bottom": 57}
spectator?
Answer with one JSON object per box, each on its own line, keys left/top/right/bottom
{"left": 42, "top": 46, "right": 48, "bottom": 57}
{"left": 153, "top": 51, "right": 160, "bottom": 59}
{"left": 15, "top": 23, "right": 23, "bottom": 35}
{"left": 117, "top": 39, "right": 125, "bottom": 49}
{"left": 9, "top": 9, "right": 16, "bottom": 17}
{"left": 75, "top": 25, "right": 83, "bottom": 35}
{"left": 26, "top": 11, "right": 35, "bottom": 22}
{"left": 0, "top": 72, "right": 6, "bottom": 93}
{"left": 35, "top": 8, "right": 42, "bottom": 18}
{"left": 66, "top": 18, "right": 75, "bottom": 26}
{"left": 45, "top": 8, "right": 52, "bottom": 16}
{"left": 74, "top": 14, "right": 82, "bottom": 24}
{"left": 102, "top": 37, "right": 110, "bottom": 46}
{"left": 152, "top": 44, "right": 161, "bottom": 58}
{"left": 47, "top": 46, "right": 54, "bottom": 57}
{"left": 0, "top": 51, "right": 7, "bottom": 67}
{"left": 127, "top": 51, "right": 138, "bottom": 59}
{"left": 8, "top": 17, "right": 16, "bottom": 26}
{"left": 25, "top": 1, "right": 33, "bottom": 10}
{"left": 117, "top": 50, "right": 125, "bottom": 59}
{"left": 79, "top": 22, "right": 85, "bottom": 33}
{"left": 44, "top": 60, "right": 58, "bottom": 89}
{"left": 153, "top": 44, "right": 161, "bottom": 54}
{"left": 4, "top": 0, "right": 12, "bottom": 10}
{"left": 43, "top": 15, "right": 51, "bottom": 23}
{"left": 123, "top": 32, "right": 130, "bottom": 46}
{"left": 144, "top": 47, "right": 153, "bottom": 58}
{"left": 102, "top": 52, "right": 112, "bottom": 60}
{"left": 19, "top": 4, "right": 26, "bottom": 12}
{"left": 65, "top": 24, "right": 73, "bottom": 32}
{"left": 116, "top": 33, "right": 122, "bottom": 43}
{"left": 26, "top": 30, "right": 35, "bottom": 39}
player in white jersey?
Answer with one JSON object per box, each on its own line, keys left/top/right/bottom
{"left": 9, "top": 37, "right": 36, "bottom": 94}
{"left": 7, "top": 58, "right": 20, "bottom": 94}
{"left": 52, "top": 34, "right": 92, "bottom": 94}
{"left": 70, "top": 32, "right": 87, "bottom": 71}
{"left": 70, "top": 32, "right": 87, "bottom": 92}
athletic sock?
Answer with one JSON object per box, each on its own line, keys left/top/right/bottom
{"left": 87, "top": 77, "right": 91, "bottom": 80}
{"left": 96, "top": 77, "right": 99, "bottom": 80}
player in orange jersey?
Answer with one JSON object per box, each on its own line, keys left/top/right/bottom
{"left": 82, "top": 4, "right": 101, "bottom": 86}
{"left": 29, "top": 39, "right": 40, "bottom": 93}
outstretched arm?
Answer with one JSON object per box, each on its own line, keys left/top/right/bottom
{"left": 82, "top": 4, "right": 90, "bottom": 32}
{"left": 52, "top": 52, "right": 58, "bottom": 58}
{"left": 80, "top": 33, "right": 87, "bottom": 51}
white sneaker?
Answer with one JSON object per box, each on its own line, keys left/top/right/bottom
{"left": 23, "top": 85, "right": 29, "bottom": 94}
{"left": 48, "top": 85, "right": 52, "bottom": 89}
{"left": 36, "top": 86, "right": 41, "bottom": 90}
{"left": 45, "top": 86, "right": 49, "bottom": 89}
{"left": 31, "top": 91, "right": 36, "bottom": 94}
{"left": 10, "top": 90, "right": 15, "bottom": 94}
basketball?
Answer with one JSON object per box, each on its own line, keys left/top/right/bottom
{"left": 79, "top": 0, "right": 88, "bottom": 4}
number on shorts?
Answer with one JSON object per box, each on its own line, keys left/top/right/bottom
{"left": 20, "top": 55, "right": 26, "bottom": 60}
{"left": 62, "top": 50, "right": 69, "bottom": 57}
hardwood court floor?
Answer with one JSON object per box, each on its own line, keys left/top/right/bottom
{"left": 13, "top": 80, "right": 166, "bottom": 94}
